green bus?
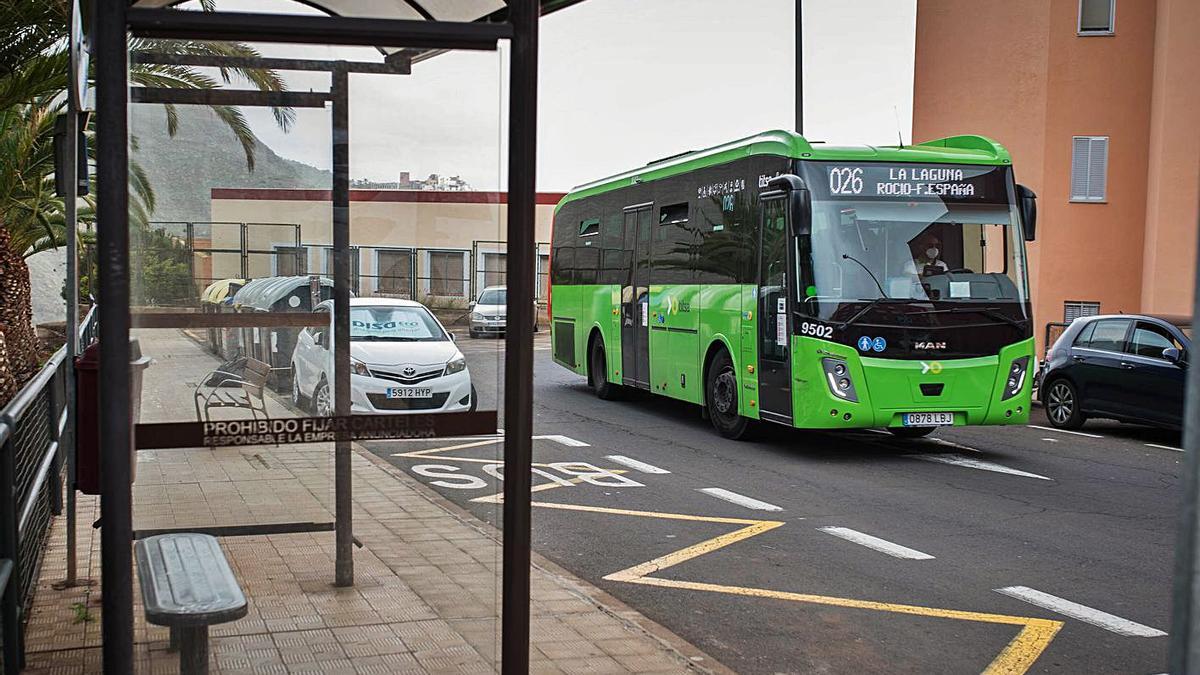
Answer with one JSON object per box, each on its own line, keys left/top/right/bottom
{"left": 548, "top": 130, "right": 1038, "bottom": 439}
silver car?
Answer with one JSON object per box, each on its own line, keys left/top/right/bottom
{"left": 468, "top": 286, "right": 539, "bottom": 338}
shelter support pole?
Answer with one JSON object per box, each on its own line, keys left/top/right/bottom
{"left": 331, "top": 63, "right": 354, "bottom": 588}
{"left": 63, "top": 34, "right": 80, "bottom": 588}
{"left": 502, "top": 0, "right": 537, "bottom": 671}
{"left": 1169, "top": 187, "right": 1200, "bottom": 672}
{"left": 796, "top": 0, "right": 803, "bottom": 135}
{"left": 96, "top": 1, "right": 135, "bottom": 672}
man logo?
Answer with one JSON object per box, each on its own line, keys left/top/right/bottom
{"left": 914, "top": 341, "right": 947, "bottom": 350}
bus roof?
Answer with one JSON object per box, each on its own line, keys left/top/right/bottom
{"left": 557, "top": 129, "right": 1012, "bottom": 211}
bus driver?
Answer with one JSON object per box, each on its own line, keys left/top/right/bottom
{"left": 904, "top": 232, "right": 949, "bottom": 277}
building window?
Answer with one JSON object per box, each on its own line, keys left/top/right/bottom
{"left": 481, "top": 252, "right": 506, "bottom": 289}
{"left": 275, "top": 246, "right": 307, "bottom": 276}
{"left": 1070, "top": 136, "right": 1108, "bottom": 202}
{"left": 428, "top": 251, "right": 466, "bottom": 297}
{"left": 1078, "top": 0, "right": 1115, "bottom": 35}
{"left": 376, "top": 249, "right": 413, "bottom": 296}
{"left": 1064, "top": 300, "right": 1101, "bottom": 323}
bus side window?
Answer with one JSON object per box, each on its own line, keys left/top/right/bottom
{"left": 600, "top": 212, "right": 623, "bottom": 286}
{"left": 551, "top": 245, "right": 574, "bottom": 285}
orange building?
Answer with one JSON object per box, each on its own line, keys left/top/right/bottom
{"left": 912, "top": 0, "right": 1200, "bottom": 345}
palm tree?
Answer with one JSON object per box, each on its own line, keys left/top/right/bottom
{"left": 0, "top": 0, "right": 295, "bottom": 400}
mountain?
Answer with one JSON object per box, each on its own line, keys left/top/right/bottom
{"left": 130, "top": 105, "right": 330, "bottom": 225}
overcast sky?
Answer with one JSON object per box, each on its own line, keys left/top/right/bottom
{"left": 213, "top": 0, "right": 916, "bottom": 192}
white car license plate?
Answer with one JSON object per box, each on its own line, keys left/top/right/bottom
{"left": 902, "top": 412, "right": 955, "bottom": 427}
{"left": 387, "top": 387, "right": 432, "bottom": 399}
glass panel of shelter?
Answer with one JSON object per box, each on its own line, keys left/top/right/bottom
{"left": 123, "top": 30, "right": 503, "bottom": 670}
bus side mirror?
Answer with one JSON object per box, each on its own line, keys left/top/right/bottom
{"left": 766, "top": 174, "right": 811, "bottom": 236}
{"left": 1016, "top": 183, "right": 1037, "bottom": 241}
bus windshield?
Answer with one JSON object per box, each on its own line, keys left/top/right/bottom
{"left": 797, "top": 163, "right": 1029, "bottom": 323}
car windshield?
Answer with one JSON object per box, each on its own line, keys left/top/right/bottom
{"left": 478, "top": 289, "right": 506, "bottom": 305}
{"left": 349, "top": 305, "right": 446, "bottom": 342}
{"left": 797, "top": 163, "right": 1029, "bottom": 323}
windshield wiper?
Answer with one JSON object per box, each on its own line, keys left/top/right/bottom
{"left": 909, "top": 306, "right": 1027, "bottom": 330}
{"left": 837, "top": 297, "right": 912, "bottom": 330}
{"left": 841, "top": 254, "right": 888, "bottom": 299}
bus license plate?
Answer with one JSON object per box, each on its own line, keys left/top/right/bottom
{"left": 902, "top": 412, "right": 954, "bottom": 427}
{"left": 387, "top": 387, "right": 431, "bottom": 399}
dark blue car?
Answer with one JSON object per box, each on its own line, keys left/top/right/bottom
{"left": 1038, "top": 314, "right": 1190, "bottom": 430}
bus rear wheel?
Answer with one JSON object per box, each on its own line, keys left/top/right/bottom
{"left": 706, "top": 351, "right": 751, "bottom": 439}
{"left": 589, "top": 337, "right": 621, "bottom": 400}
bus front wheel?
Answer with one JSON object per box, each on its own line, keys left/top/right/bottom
{"left": 706, "top": 351, "right": 751, "bottom": 440}
{"left": 589, "top": 337, "right": 621, "bottom": 400}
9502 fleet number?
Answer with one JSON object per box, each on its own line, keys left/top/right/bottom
{"left": 798, "top": 321, "right": 834, "bottom": 339}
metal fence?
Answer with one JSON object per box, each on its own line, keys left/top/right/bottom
{"left": 0, "top": 306, "right": 96, "bottom": 674}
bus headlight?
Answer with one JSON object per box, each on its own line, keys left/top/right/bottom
{"left": 1002, "top": 356, "right": 1030, "bottom": 400}
{"left": 822, "top": 358, "right": 858, "bottom": 402}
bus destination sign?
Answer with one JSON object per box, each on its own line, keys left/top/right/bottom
{"left": 814, "top": 163, "right": 1007, "bottom": 203}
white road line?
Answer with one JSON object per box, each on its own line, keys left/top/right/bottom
{"left": 605, "top": 455, "right": 671, "bottom": 474}
{"left": 697, "top": 488, "right": 782, "bottom": 512}
{"left": 906, "top": 453, "right": 1051, "bottom": 481}
{"left": 1146, "top": 443, "right": 1183, "bottom": 452}
{"left": 533, "top": 434, "right": 590, "bottom": 447}
{"left": 817, "top": 527, "right": 934, "bottom": 560}
{"left": 1028, "top": 424, "right": 1103, "bottom": 438}
{"left": 1042, "top": 438, "right": 1059, "bottom": 443}
{"left": 994, "top": 586, "right": 1167, "bottom": 637}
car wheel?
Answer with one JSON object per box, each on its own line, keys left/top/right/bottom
{"left": 469, "top": 329, "right": 480, "bottom": 339}
{"left": 887, "top": 426, "right": 936, "bottom": 439}
{"left": 313, "top": 377, "right": 333, "bottom": 417}
{"left": 291, "top": 365, "right": 308, "bottom": 410}
{"left": 1045, "top": 378, "right": 1086, "bottom": 429}
{"left": 706, "top": 350, "right": 751, "bottom": 439}
{"left": 589, "top": 337, "right": 621, "bottom": 400}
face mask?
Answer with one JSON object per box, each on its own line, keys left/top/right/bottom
{"left": 925, "top": 247, "right": 939, "bottom": 259}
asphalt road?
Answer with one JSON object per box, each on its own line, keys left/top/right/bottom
{"left": 365, "top": 333, "right": 1184, "bottom": 674}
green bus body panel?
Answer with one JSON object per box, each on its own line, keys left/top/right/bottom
{"left": 790, "top": 336, "right": 1035, "bottom": 428}
{"left": 555, "top": 130, "right": 1012, "bottom": 212}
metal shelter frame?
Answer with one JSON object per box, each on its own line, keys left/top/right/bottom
{"left": 93, "top": 2, "right": 541, "bottom": 672}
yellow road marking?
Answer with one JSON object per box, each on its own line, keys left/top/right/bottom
{"left": 530, "top": 501, "right": 1062, "bottom": 674}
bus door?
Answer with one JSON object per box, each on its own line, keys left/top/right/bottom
{"left": 621, "top": 204, "right": 653, "bottom": 388}
{"left": 757, "top": 195, "right": 793, "bottom": 424}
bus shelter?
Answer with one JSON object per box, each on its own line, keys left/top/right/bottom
{"left": 91, "top": 1, "right": 562, "bottom": 672}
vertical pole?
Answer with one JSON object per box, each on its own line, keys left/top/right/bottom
{"left": 1169, "top": 192, "right": 1200, "bottom": 673}
{"left": 63, "top": 41, "right": 80, "bottom": 586}
{"left": 0, "top": 431, "right": 23, "bottom": 674}
{"left": 503, "top": 0, "right": 537, "bottom": 671}
{"left": 331, "top": 64, "right": 353, "bottom": 588}
{"left": 95, "top": 2, "right": 134, "bottom": 672}
{"left": 795, "top": 0, "right": 803, "bottom": 135}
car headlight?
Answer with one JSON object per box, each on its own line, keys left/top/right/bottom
{"left": 444, "top": 355, "right": 467, "bottom": 375}
{"left": 1002, "top": 356, "right": 1029, "bottom": 400}
{"left": 471, "top": 312, "right": 483, "bottom": 320}
{"left": 350, "top": 357, "right": 372, "bottom": 377}
{"left": 821, "top": 358, "right": 858, "bottom": 402}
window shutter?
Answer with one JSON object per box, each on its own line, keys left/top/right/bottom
{"left": 1064, "top": 301, "right": 1101, "bottom": 323}
{"left": 1087, "top": 137, "right": 1108, "bottom": 201}
{"left": 1070, "top": 137, "right": 1091, "bottom": 201}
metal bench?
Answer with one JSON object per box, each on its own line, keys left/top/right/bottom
{"left": 193, "top": 357, "right": 271, "bottom": 423}
{"left": 135, "top": 533, "right": 247, "bottom": 675}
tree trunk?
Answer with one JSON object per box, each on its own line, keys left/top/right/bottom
{"left": 0, "top": 226, "right": 41, "bottom": 405}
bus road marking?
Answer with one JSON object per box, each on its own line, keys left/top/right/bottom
{"left": 535, "top": 434, "right": 590, "bottom": 447}
{"left": 1146, "top": 443, "right": 1183, "bottom": 452}
{"left": 1027, "top": 425, "right": 1103, "bottom": 439}
{"left": 994, "top": 586, "right": 1166, "bottom": 638}
{"left": 906, "top": 454, "right": 1051, "bottom": 481}
{"left": 818, "top": 527, "right": 935, "bottom": 560}
{"left": 606, "top": 455, "right": 671, "bottom": 474}
{"left": 698, "top": 488, "right": 782, "bottom": 512}
{"left": 928, "top": 438, "right": 982, "bottom": 454}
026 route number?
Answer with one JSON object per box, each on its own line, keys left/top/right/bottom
{"left": 828, "top": 167, "right": 864, "bottom": 195}
{"left": 799, "top": 321, "right": 834, "bottom": 339}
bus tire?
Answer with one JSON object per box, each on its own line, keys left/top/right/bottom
{"left": 887, "top": 426, "right": 936, "bottom": 439}
{"left": 706, "top": 350, "right": 751, "bottom": 440}
{"left": 589, "top": 336, "right": 621, "bottom": 401}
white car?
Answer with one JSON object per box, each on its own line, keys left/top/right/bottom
{"left": 291, "top": 298, "right": 474, "bottom": 415}
{"left": 468, "top": 285, "right": 540, "bottom": 338}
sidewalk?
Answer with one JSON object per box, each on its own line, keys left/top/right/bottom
{"left": 21, "top": 329, "right": 725, "bottom": 674}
